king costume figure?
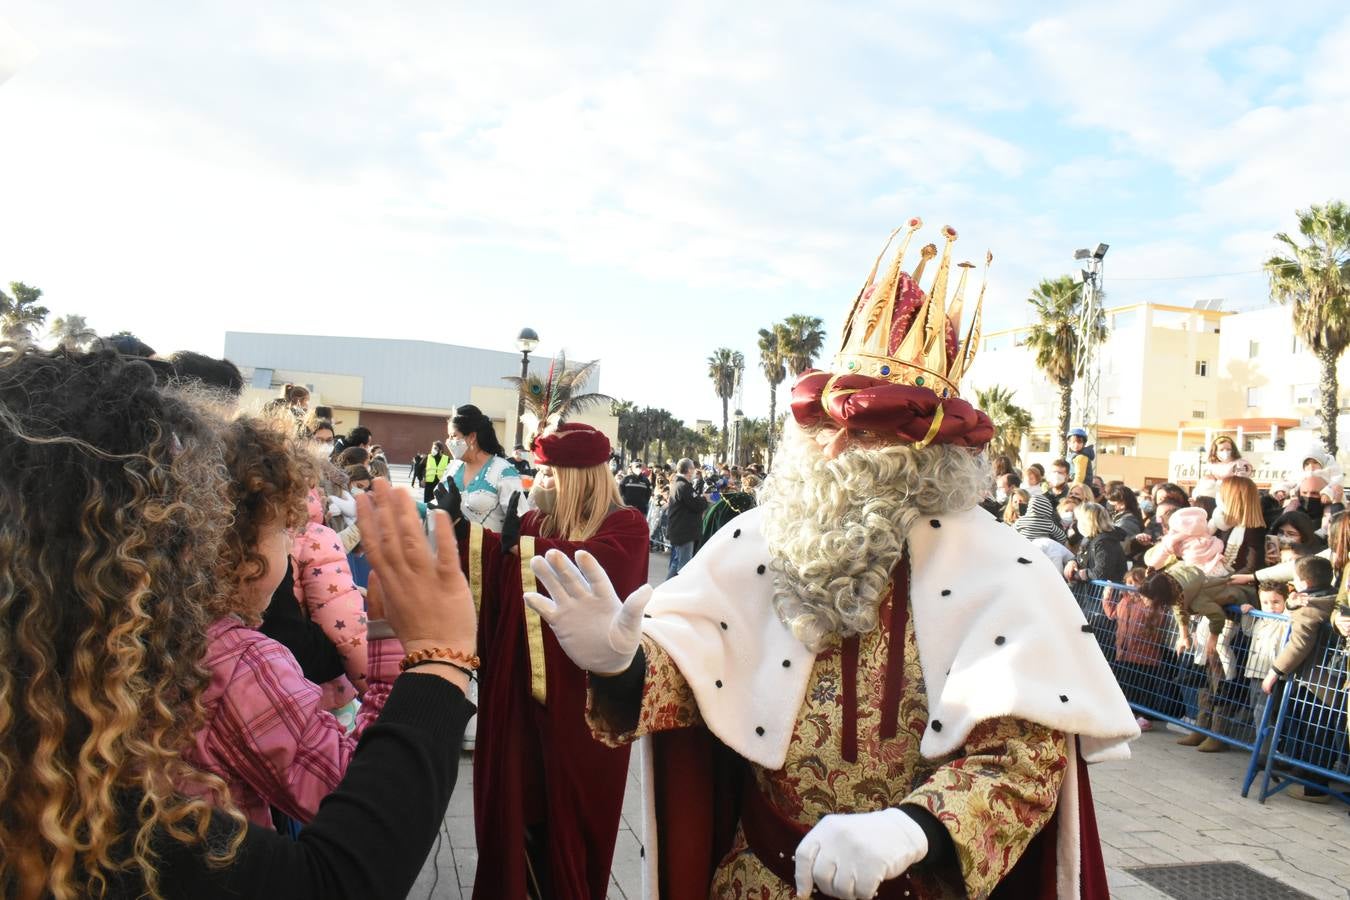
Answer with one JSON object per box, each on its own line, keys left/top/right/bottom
{"left": 526, "top": 220, "right": 1140, "bottom": 900}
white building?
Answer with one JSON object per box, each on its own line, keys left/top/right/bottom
{"left": 965, "top": 300, "right": 1339, "bottom": 486}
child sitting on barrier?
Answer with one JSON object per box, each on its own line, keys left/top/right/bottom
{"left": 1103, "top": 567, "right": 1168, "bottom": 730}
{"left": 1262, "top": 555, "right": 1342, "bottom": 802}
{"left": 1242, "top": 581, "right": 1288, "bottom": 735}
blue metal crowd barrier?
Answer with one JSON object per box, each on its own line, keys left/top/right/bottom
{"left": 1256, "top": 627, "right": 1350, "bottom": 804}
{"left": 1071, "top": 579, "right": 1349, "bottom": 805}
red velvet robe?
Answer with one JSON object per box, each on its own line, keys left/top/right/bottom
{"left": 464, "top": 507, "right": 649, "bottom": 900}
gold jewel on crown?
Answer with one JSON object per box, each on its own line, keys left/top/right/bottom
{"left": 833, "top": 218, "right": 991, "bottom": 400}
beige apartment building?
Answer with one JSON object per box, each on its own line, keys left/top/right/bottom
{"left": 964, "top": 301, "right": 1340, "bottom": 486}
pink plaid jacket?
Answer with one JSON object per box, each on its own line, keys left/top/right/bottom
{"left": 188, "top": 616, "right": 401, "bottom": 828}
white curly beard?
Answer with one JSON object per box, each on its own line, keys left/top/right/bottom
{"left": 758, "top": 424, "right": 990, "bottom": 651}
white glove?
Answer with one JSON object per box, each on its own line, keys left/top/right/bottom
{"left": 794, "top": 808, "right": 928, "bottom": 900}
{"left": 524, "top": 549, "right": 652, "bottom": 675}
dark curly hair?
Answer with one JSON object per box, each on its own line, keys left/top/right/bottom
{"left": 0, "top": 344, "right": 243, "bottom": 899}
{"left": 214, "top": 416, "right": 311, "bottom": 623}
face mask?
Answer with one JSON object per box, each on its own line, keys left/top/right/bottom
{"left": 1049, "top": 472, "right": 1066, "bottom": 487}
{"left": 995, "top": 489, "right": 1008, "bottom": 503}
{"left": 447, "top": 437, "right": 468, "bottom": 459}
{"left": 529, "top": 476, "right": 557, "bottom": 514}
{"left": 1300, "top": 496, "right": 1325, "bottom": 520}
{"left": 1140, "top": 500, "right": 1155, "bottom": 516}
{"left": 1060, "top": 512, "right": 1075, "bottom": 525}
{"left": 1217, "top": 449, "right": 1233, "bottom": 461}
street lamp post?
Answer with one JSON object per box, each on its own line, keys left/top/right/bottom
{"left": 514, "top": 327, "right": 540, "bottom": 448}
{"left": 733, "top": 408, "right": 745, "bottom": 467}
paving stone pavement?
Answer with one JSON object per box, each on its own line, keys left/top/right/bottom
{"left": 411, "top": 551, "right": 1350, "bottom": 899}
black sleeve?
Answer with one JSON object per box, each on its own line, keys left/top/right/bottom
{"left": 588, "top": 647, "right": 647, "bottom": 733}
{"left": 899, "top": 804, "right": 956, "bottom": 867}
{"left": 258, "top": 562, "right": 346, "bottom": 685}
{"left": 154, "top": 674, "right": 473, "bottom": 900}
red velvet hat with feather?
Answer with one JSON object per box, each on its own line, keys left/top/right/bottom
{"left": 791, "top": 218, "right": 994, "bottom": 455}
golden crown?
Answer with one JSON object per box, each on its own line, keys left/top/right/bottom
{"left": 833, "top": 218, "right": 991, "bottom": 399}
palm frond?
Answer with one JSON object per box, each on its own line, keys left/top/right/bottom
{"left": 503, "top": 351, "right": 615, "bottom": 441}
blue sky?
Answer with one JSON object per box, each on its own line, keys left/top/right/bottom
{"left": 2, "top": 2, "right": 1347, "bottom": 424}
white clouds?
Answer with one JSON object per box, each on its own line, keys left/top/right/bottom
{"left": 1, "top": 2, "right": 1348, "bottom": 424}
{"left": 0, "top": 14, "right": 38, "bottom": 86}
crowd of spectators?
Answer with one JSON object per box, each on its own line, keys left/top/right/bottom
{"left": 991, "top": 431, "right": 1350, "bottom": 803}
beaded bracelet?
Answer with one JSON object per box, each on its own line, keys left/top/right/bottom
{"left": 399, "top": 646, "right": 481, "bottom": 673}
{"left": 403, "top": 659, "right": 476, "bottom": 681}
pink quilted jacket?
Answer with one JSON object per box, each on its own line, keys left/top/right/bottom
{"left": 291, "top": 499, "right": 368, "bottom": 709}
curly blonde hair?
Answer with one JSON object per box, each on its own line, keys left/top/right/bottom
{"left": 213, "top": 415, "right": 312, "bottom": 623}
{"left": 0, "top": 346, "right": 245, "bottom": 900}
{"left": 759, "top": 423, "right": 989, "bottom": 651}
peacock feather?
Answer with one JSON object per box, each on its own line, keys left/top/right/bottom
{"left": 502, "top": 351, "right": 616, "bottom": 444}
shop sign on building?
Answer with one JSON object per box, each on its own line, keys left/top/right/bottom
{"left": 1167, "top": 451, "right": 1296, "bottom": 488}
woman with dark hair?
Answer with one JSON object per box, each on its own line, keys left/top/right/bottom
{"left": 441, "top": 403, "right": 528, "bottom": 531}
{"left": 1152, "top": 482, "right": 1190, "bottom": 509}
{"left": 1270, "top": 509, "right": 1327, "bottom": 553}
{"left": 0, "top": 346, "right": 475, "bottom": 899}
{"left": 1106, "top": 484, "right": 1144, "bottom": 542}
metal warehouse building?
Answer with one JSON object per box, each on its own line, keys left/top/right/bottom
{"left": 224, "top": 332, "right": 617, "bottom": 465}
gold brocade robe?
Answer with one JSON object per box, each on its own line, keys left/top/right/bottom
{"left": 590, "top": 587, "right": 1068, "bottom": 900}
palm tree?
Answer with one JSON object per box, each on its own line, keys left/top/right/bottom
{"left": 781, "top": 314, "right": 827, "bottom": 376}
{"left": 697, "top": 422, "right": 720, "bottom": 462}
{"left": 0, "top": 282, "right": 50, "bottom": 343}
{"left": 49, "top": 313, "right": 98, "bottom": 351}
{"left": 613, "top": 400, "right": 640, "bottom": 462}
{"left": 673, "top": 425, "right": 711, "bottom": 461}
{"left": 504, "top": 352, "right": 615, "bottom": 441}
{"left": 707, "top": 348, "right": 744, "bottom": 460}
{"left": 974, "top": 385, "right": 1034, "bottom": 466}
{"left": 1266, "top": 200, "right": 1350, "bottom": 454}
{"left": 757, "top": 323, "right": 789, "bottom": 468}
{"left": 1020, "top": 275, "right": 1106, "bottom": 458}
{"left": 737, "top": 417, "right": 771, "bottom": 466}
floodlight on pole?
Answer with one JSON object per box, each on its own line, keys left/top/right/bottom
{"left": 1069, "top": 242, "right": 1108, "bottom": 456}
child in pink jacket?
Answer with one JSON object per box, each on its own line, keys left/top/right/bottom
{"left": 188, "top": 417, "right": 398, "bottom": 828}
{"left": 1148, "top": 506, "right": 1232, "bottom": 576}
{"left": 291, "top": 488, "right": 369, "bottom": 714}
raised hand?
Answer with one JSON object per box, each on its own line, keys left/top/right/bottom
{"left": 432, "top": 479, "right": 464, "bottom": 522}
{"left": 794, "top": 809, "right": 928, "bottom": 899}
{"left": 357, "top": 480, "right": 476, "bottom": 689}
{"left": 524, "top": 549, "right": 652, "bottom": 676}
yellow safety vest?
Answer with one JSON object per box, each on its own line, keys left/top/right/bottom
{"left": 426, "top": 453, "right": 451, "bottom": 483}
